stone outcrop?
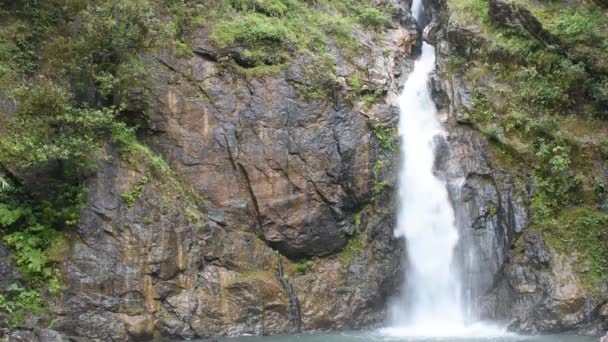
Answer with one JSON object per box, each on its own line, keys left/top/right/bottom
{"left": 435, "top": 125, "right": 530, "bottom": 308}
{"left": 480, "top": 232, "right": 608, "bottom": 335}
{"left": 488, "top": 0, "right": 555, "bottom": 44}
{"left": 7, "top": 329, "right": 80, "bottom": 342}
{"left": 0, "top": 241, "right": 19, "bottom": 290}
{"left": 148, "top": 10, "right": 417, "bottom": 260}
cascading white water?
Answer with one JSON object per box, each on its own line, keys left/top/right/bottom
{"left": 389, "top": 42, "right": 466, "bottom": 336}
{"left": 386, "top": 0, "right": 466, "bottom": 335}
{"left": 383, "top": 0, "right": 512, "bottom": 338}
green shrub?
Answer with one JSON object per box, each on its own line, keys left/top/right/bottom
{"left": 593, "top": 177, "right": 606, "bottom": 201}
{"left": 0, "top": 81, "right": 129, "bottom": 169}
{"left": 121, "top": 174, "right": 150, "bottom": 207}
{"left": 0, "top": 284, "right": 44, "bottom": 325}
{"left": 292, "top": 52, "right": 338, "bottom": 100}
{"left": 530, "top": 139, "right": 585, "bottom": 217}
{"left": 0, "top": 188, "right": 65, "bottom": 325}
{"left": 480, "top": 125, "right": 503, "bottom": 143}
{"left": 339, "top": 231, "right": 366, "bottom": 265}
{"left": 230, "top": 0, "right": 294, "bottom": 16}
{"left": 551, "top": 8, "right": 605, "bottom": 44}
{"left": 359, "top": 8, "right": 389, "bottom": 31}
{"left": 368, "top": 120, "right": 397, "bottom": 151}
{"left": 211, "top": 13, "right": 289, "bottom": 48}
{"left": 291, "top": 259, "right": 314, "bottom": 274}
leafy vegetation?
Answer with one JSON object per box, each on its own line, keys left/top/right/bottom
{"left": 290, "top": 259, "right": 314, "bottom": 274}
{"left": 0, "top": 0, "right": 174, "bottom": 325}
{"left": 339, "top": 230, "right": 367, "bottom": 265}
{"left": 0, "top": 178, "right": 67, "bottom": 325}
{"left": 368, "top": 120, "right": 397, "bottom": 151}
{"left": 121, "top": 174, "right": 150, "bottom": 207}
{"left": 203, "top": 0, "right": 395, "bottom": 75}
{"left": 534, "top": 208, "right": 608, "bottom": 289}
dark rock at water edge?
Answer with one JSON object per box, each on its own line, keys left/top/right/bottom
{"left": 6, "top": 329, "right": 88, "bottom": 342}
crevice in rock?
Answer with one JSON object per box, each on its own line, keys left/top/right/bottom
{"left": 275, "top": 254, "right": 302, "bottom": 333}
{"left": 237, "top": 161, "right": 265, "bottom": 235}
{"left": 192, "top": 47, "right": 218, "bottom": 62}
{"left": 156, "top": 55, "right": 221, "bottom": 113}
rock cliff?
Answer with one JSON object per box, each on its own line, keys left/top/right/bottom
{"left": 426, "top": 0, "right": 608, "bottom": 335}
{"left": 38, "top": 2, "right": 418, "bottom": 340}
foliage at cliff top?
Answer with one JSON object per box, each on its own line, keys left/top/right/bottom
{"left": 207, "top": 0, "right": 392, "bottom": 70}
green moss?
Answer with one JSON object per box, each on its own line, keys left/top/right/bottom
{"left": 353, "top": 210, "right": 363, "bottom": 230}
{"left": 368, "top": 120, "right": 397, "bottom": 151}
{"left": 290, "top": 52, "right": 338, "bottom": 100}
{"left": 121, "top": 174, "right": 150, "bottom": 208}
{"left": 338, "top": 230, "right": 366, "bottom": 265}
{"left": 211, "top": 13, "right": 289, "bottom": 48}
{"left": 448, "top": 0, "right": 488, "bottom": 27}
{"left": 444, "top": 0, "right": 608, "bottom": 296}
{"left": 359, "top": 8, "right": 389, "bottom": 31}
{"left": 533, "top": 208, "right": 608, "bottom": 290}
{"left": 205, "top": 0, "right": 390, "bottom": 76}
{"left": 142, "top": 215, "right": 154, "bottom": 225}
{"left": 112, "top": 128, "right": 171, "bottom": 175}
{"left": 345, "top": 71, "right": 384, "bottom": 110}
{"left": 228, "top": 269, "right": 273, "bottom": 285}
{"left": 290, "top": 259, "right": 314, "bottom": 274}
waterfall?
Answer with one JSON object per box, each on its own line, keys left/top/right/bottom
{"left": 383, "top": 0, "right": 509, "bottom": 337}
{"left": 386, "top": 0, "right": 466, "bottom": 335}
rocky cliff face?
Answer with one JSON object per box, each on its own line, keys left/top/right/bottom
{"left": 43, "top": 2, "right": 418, "bottom": 340}
{"left": 481, "top": 231, "right": 608, "bottom": 335}
{"left": 426, "top": 0, "right": 608, "bottom": 335}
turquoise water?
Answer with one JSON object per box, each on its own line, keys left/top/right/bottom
{"left": 202, "top": 331, "right": 597, "bottom": 342}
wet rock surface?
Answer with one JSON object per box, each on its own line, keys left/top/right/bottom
{"left": 0, "top": 241, "right": 19, "bottom": 290}
{"left": 434, "top": 125, "right": 530, "bottom": 309}
{"left": 149, "top": 23, "right": 415, "bottom": 260}
{"left": 480, "top": 231, "right": 608, "bottom": 335}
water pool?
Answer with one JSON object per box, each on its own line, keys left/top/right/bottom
{"left": 202, "top": 331, "right": 597, "bottom": 342}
